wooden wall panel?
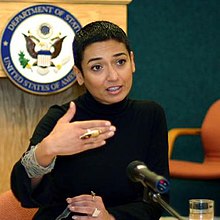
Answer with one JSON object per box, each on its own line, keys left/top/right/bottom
{"left": 0, "top": 0, "right": 131, "bottom": 193}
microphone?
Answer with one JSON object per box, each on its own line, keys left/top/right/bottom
{"left": 127, "top": 160, "right": 169, "bottom": 194}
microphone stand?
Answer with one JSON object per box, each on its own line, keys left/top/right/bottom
{"left": 148, "top": 191, "right": 186, "bottom": 220}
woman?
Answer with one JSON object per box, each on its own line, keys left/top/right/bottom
{"left": 11, "top": 21, "right": 169, "bottom": 220}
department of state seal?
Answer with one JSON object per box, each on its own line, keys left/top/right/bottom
{"left": 0, "top": 4, "right": 82, "bottom": 95}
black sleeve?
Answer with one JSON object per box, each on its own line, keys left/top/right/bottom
{"left": 10, "top": 104, "right": 68, "bottom": 207}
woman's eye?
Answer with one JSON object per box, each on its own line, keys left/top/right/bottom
{"left": 91, "top": 65, "right": 102, "bottom": 71}
{"left": 117, "top": 59, "right": 126, "bottom": 65}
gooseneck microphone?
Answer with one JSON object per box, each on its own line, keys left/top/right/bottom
{"left": 127, "top": 160, "right": 169, "bottom": 194}
{"left": 127, "top": 160, "right": 185, "bottom": 220}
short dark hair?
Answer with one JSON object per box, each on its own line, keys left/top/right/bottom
{"left": 72, "top": 20, "right": 131, "bottom": 72}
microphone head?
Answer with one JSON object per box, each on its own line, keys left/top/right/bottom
{"left": 127, "top": 160, "right": 145, "bottom": 182}
{"left": 127, "top": 160, "right": 170, "bottom": 194}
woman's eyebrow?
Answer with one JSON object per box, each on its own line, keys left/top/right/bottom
{"left": 87, "top": 52, "right": 127, "bottom": 64}
{"left": 87, "top": 57, "right": 102, "bottom": 64}
{"left": 113, "top": 52, "right": 127, "bottom": 57}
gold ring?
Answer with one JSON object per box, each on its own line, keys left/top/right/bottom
{"left": 92, "top": 208, "right": 101, "bottom": 218}
{"left": 80, "top": 129, "right": 101, "bottom": 140}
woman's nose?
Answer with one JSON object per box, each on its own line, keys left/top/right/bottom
{"left": 107, "top": 65, "right": 119, "bottom": 81}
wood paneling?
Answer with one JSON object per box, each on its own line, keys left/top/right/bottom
{"left": 0, "top": 0, "right": 131, "bottom": 193}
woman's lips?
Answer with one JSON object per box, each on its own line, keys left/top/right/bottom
{"left": 106, "top": 86, "right": 122, "bottom": 94}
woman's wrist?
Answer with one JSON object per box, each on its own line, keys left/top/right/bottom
{"left": 35, "top": 139, "right": 57, "bottom": 167}
{"left": 21, "top": 144, "right": 56, "bottom": 178}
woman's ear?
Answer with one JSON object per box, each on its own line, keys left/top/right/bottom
{"left": 73, "top": 66, "right": 84, "bottom": 85}
{"left": 130, "top": 51, "right": 136, "bottom": 73}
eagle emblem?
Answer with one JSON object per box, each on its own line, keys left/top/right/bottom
{"left": 19, "top": 23, "right": 68, "bottom": 75}
{"left": 1, "top": 4, "right": 82, "bottom": 95}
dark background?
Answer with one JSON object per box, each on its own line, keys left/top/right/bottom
{"left": 127, "top": 0, "right": 220, "bottom": 216}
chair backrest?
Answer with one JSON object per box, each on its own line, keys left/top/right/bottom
{"left": 201, "top": 99, "right": 220, "bottom": 162}
{"left": 0, "top": 190, "right": 37, "bottom": 220}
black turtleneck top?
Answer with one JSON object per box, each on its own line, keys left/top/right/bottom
{"left": 11, "top": 92, "right": 169, "bottom": 220}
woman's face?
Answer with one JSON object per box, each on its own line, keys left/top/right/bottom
{"left": 75, "top": 39, "right": 135, "bottom": 105}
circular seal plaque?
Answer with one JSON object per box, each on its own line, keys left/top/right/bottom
{"left": 0, "top": 4, "right": 82, "bottom": 95}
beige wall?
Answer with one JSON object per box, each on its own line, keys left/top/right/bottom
{"left": 0, "top": 0, "right": 131, "bottom": 193}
